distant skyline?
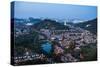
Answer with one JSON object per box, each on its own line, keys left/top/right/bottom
{"left": 13, "top": 1, "right": 97, "bottom": 21}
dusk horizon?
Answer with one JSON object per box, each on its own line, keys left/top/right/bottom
{"left": 13, "top": 1, "right": 97, "bottom": 21}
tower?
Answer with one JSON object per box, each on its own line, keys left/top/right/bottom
{"left": 64, "top": 21, "right": 67, "bottom": 26}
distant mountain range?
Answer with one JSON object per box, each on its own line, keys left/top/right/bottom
{"left": 12, "top": 18, "right": 97, "bottom": 34}
{"left": 32, "top": 19, "right": 69, "bottom": 30}
{"left": 74, "top": 18, "right": 97, "bottom": 34}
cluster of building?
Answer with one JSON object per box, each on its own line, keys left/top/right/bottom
{"left": 14, "top": 53, "right": 46, "bottom": 64}
{"left": 39, "top": 25, "right": 97, "bottom": 62}
{"left": 14, "top": 21, "right": 97, "bottom": 63}
{"left": 40, "top": 26, "right": 96, "bottom": 48}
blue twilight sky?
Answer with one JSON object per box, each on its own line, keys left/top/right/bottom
{"left": 14, "top": 1, "right": 97, "bottom": 21}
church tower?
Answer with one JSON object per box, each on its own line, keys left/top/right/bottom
{"left": 64, "top": 21, "right": 67, "bottom": 26}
